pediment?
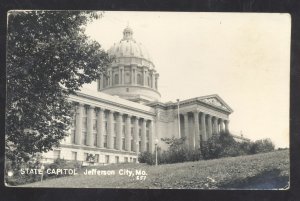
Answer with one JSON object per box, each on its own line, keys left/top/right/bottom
{"left": 198, "top": 95, "right": 233, "bottom": 112}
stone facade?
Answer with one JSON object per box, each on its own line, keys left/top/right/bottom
{"left": 43, "top": 26, "right": 238, "bottom": 164}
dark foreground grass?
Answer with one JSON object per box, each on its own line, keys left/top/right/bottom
{"left": 19, "top": 150, "right": 289, "bottom": 189}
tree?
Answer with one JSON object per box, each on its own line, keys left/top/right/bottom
{"left": 250, "top": 138, "right": 275, "bottom": 154}
{"left": 202, "top": 131, "right": 240, "bottom": 159}
{"left": 6, "top": 11, "right": 111, "bottom": 165}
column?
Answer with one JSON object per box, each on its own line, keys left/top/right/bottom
{"left": 101, "top": 74, "right": 104, "bottom": 89}
{"left": 193, "top": 111, "right": 200, "bottom": 149}
{"left": 220, "top": 119, "right": 224, "bottom": 133}
{"left": 116, "top": 112, "right": 122, "bottom": 150}
{"left": 120, "top": 66, "right": 124, "bottom": 84}
{"left": 75, "top": 103, "right": 84, "bottom": 145}
{"left": 107, "top": 68, "right": 111, "bottom": 86}
{"left": 151, "top": 71, "right": 155, "bottom": 89}
{"left": 225, "top": 120, "right": 229, "bottom": 133}
{"left": 201, "top": 113, "right": 207, "bottom": 141}
{"left": 143, "top": 68, "right": 147, "bottom": 86}
{"left": 86, "top": 106, "right": 95, "bottom": 146}
{"left": 183, "top": 113, "right": 189, "bottom": 148}
{"left": 132, "top": 65, "right": 137, "bottom": 85}
{"left": 141, "top": 119, "right": 146, "bottom": 152}
{"left": 155, "top": 74, "right": 159, "bottom": 89}
{"left": 133, "top": 117, "right": 139, "bottom": 153}
{"left": 148, "top": 120, "right": 154, "bottom": 153}
{"left": 213, "top": 117, "right": 218, "bottom": 135}
{"left": 207, "top": 115, "right": 213, "bottom": 138}
{"left": 107, "top": 110, "right": 114, "bottom": 149}
{"left": 125, "top": 115, "right": 131, "bottom": 151}
{"left": 96, "top": 108, "right": 104, "bottom": 148}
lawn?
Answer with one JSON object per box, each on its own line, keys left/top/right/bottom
{"left": 19, "top": 150, "right": 289, "bottom": 189}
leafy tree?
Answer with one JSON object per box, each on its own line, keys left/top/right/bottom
{"left": 202, "top": 131, "right": 240, "bottom": 159}
{"left": 6, "top": 11, "right": 111, "bottom": 165}
{"left": 250, "top": 138, "right": 275, "bottom": 154}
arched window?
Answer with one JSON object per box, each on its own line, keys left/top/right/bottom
{"left": 137, "top": 74, "right": 143, "bottom": 85}
{"left": 125, "top": 73, "right": 130, "bottom": 84}
{"left": 114, "top": 74, "right": 119, "bottom": 85}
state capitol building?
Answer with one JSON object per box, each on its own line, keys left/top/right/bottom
{"left": 43, "top": 26, "right": 237, "bottom": 164}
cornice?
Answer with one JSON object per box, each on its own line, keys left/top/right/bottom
{"left": 101, "top": 85, "right": 161, "bottom": 97}
{"left": 69, "top": 92, "right": 156, "bottom": 117}
{"left": 60, "top": 144, "right": 138, "bottom": 156}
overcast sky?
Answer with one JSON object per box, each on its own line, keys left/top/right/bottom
{"left": 83, "top": 11, "right": 290, "bottom": 148}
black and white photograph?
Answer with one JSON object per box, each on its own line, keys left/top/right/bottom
{"left": 5, "top": 11, "right": 290, "bottom": 189}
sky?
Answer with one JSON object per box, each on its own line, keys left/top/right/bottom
{"left": 83, "top": 11, "right": 291, "bottom": 148}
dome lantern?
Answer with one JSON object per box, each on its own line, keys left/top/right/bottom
{"left": 123, "top": 26, "right": 133, "bottom": 40}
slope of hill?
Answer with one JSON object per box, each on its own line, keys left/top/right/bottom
{"left": 20, "top": 150, "right": 289, "bottom": 189}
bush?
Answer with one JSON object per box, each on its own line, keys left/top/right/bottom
{"left": 5, "top": 158, "right": 82, "bottom": 186}
{"left": 202, "top": 131, "right": 253, "bottom": 159}
{"left": 5, "top": 156, "right": 43, "bottom": 186}
{"left": 138, "top": 152, "right": 155, "bottom": 165}
{"left": 250, "top": 138, "right": 275, "bottom": 154}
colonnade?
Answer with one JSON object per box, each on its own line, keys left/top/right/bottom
{"left": 180, "top": 111, "right": 229, "bottom": 150}
{"left": 73, "top": 103, "right": 154, "bottom": 153}
{"left": 98, "top": 66, "right": 159, "bottom": 90}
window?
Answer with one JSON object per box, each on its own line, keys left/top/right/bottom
{"left": 125, "top": 73, "right": 130, "bottom": 84}
{"left": 71, "top": 151, "right": 77, "bottom": 161}
{"left": 53, "top": 150, "right": 61, "bottom": 159}
{"left": 114, "top": 123, "right": 117, "bottom": 135}
{"left": 104, "top": 135, "right": 107, "bottom": 148}
{"left": 115, "top": 156, "right": 119, "bottom": 163}
{"left": 82, "top": 132, "right": 87, "bottom": 145}
{"left": 105, "top": 122, "right": 108, "bottom": 134}
{"left": 122, "top": 125, "right": 125, "bottom": 136}
{"left": 131, "top": 127, "right": 134, "bottom": 137}
{"left": 146, "top": 142, "right": 149, "bottom": 152}
{"left": 71, "top": 130, "right": 75, "bottom": 144}
{"left": 114, "top": 74, "right": 119, "bottom": 85}
{"left": 93, "top": 119, "right": 97, "bottom": 131}
{"left": 84, "top": 153, "right": 89, "bottom": 161}
{"left": 146, "top": 130, "right": 149, "bottom": 140}
{"left": 98, "top": 79, "right": 101, "bottom": 90}
{"left": 137, "top": 74, "right": 142, "bottom": 85}
{"left": 105, "top": 155, "right": 110, "bottom": 163}
{"left": 133, "top": 158, "right": 137, "bottom": 163}
{"left": 113, "top": 137, "right": 117, "bottom": 149}
{"left": 147, "top": 76, "right": 150, "bottom": 86}
{"left": 95, "top": 154, "right": 99, "bottom": 163}
{"left": 122, "top": 138, "right": 125, "bottom": 150}
{"left": 93, "top": 133, "right": 97, "bottom": 146}
{"left": 124, "top": 157, "right": 128, "bottom": 163}
{"left": 131, "top": 140, "right": 134, "bottom": 151}
{"left": 83, "top": 117, "right": 87, "bottom": 130}
{"left": 71, "top": 117, "right": 76, "bottom": 127}
{"left": 139, "top": 141, "right": 141, "bottom": 152}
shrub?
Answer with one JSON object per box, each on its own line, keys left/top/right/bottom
{"left": 138, "top": 152, "right": 155, "bottom": 165}
{"left": 5, "top": 158, "right": 82, "bottom": 186}
{"left": 250, "top": 138, "right": 275, "bottom": 154}
{"left": 202, "top": 131, "right": 252, "bottom": 159}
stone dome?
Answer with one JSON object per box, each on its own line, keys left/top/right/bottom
{"left": 107, "top": 26, "right": 155, "bottom": 69}
{"left": 98, "top": 26, "right": 160, "bottom": 104}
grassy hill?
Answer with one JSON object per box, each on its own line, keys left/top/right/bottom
{"left": 20, "top": 150, "right": 289, "bottom": 189}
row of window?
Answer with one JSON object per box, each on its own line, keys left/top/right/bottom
{"left": 69, "top": 129, "right": 150, "bottom": 152}
{"left": 100, "top": 72, "right": 158, "bottom": 89}
{"left": 53, "top": 150, "right": 137, "bottom": 163}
